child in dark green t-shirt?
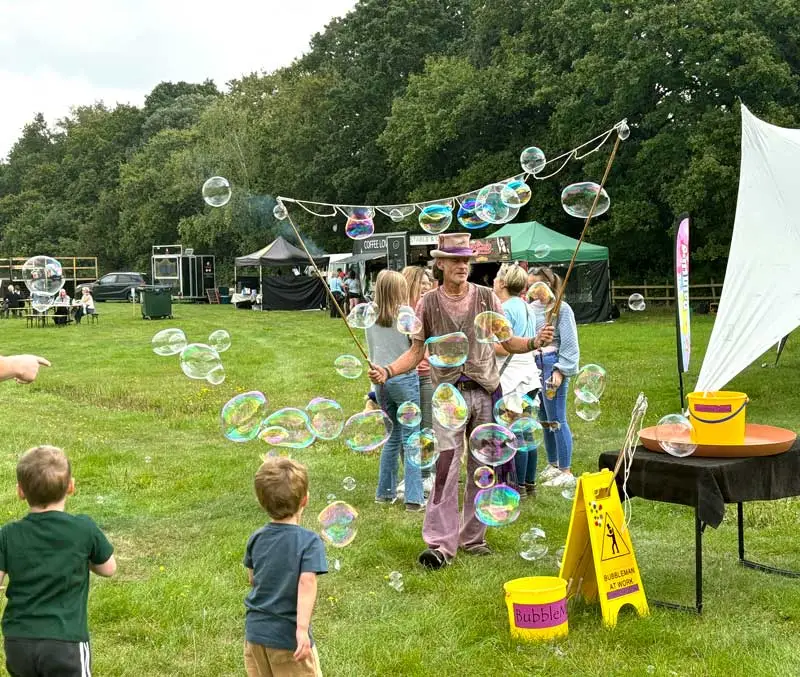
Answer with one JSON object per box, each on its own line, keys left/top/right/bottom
{"left": 0, "top": 445, "right": 116, "bottom": 677}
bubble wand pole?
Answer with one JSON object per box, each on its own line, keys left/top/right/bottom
{"left": 281, "top": 205, "right": 371, "bottom": 363}
{"left": 546, "top": 134, "right": 622, "bottom": 325}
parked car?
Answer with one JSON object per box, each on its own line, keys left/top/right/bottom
{"left": 82, "top": 272, "right": 149, "bottom": 302}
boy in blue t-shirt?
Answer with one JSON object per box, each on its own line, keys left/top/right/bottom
{"left": 244, "top": 457, "right": 328, "bottom": 677}
{"left": 0, "top": 445, "right": 116, "bottom": 677}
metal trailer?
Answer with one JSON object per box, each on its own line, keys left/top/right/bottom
{"left": 151, "top": 245, "right": 216, "bottom": 301}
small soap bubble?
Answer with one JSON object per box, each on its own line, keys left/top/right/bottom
{"left": 655, "top": 414, "right": 697, "bottom": 457}
{"left": 273, "top": 202, "right": 288, "bottom": 220}
{"left": 347, "top": 302, "right": 378, "bottom": 329}
{"left": 334, "top": 354, "right": 363, "bottom": 379}
{"left": 494, "top": 392, "right": 538, "bottom": 427}
{"left": 96, "top": 495, "right": 105, "bottom": 504}
{"left": 202, "top": 176, "right": 231, "bottom": 207}
{"left": 333, "top": 559, "right": 341, "bottom": 572}
{"left": 519, "top": 526, "right": 548, "bottom": 561}
{"left": 469, "top": 423, "right": 517, "bottom": 466}
{"left": 418, "top": 204, "right": 453, "bottom": 235}
{"left": 22, "top": 256, "right": 64, "bottom": 295}
{"left": 221, "top": 391, "right": 268, "bottom": 442}
{"left": 261, "top": 408, "right": 316, "bottom": 449}
{"left": 397, "top": 401, "right": 422, "bottom": 427}
{"left": 475, "top": 183, "right": 520, "bottom": 224}
{"left": 534, "top": 243, "right": 551, "bottom": 259}
{"left": 510, "top": 417, "right": 543, "bottom": 451}
{"left": 473, "top": 465, "right": 496, "bottom": 489}
{"left": 425, "top": 332, "right": 469, "bottom": 369}
{"left": 520, "top": 146, "right": 547, "bottom": 175}
{"left": 180, "top": 343, "right": 222, "bottom": 380}
{"left": 318, "top": 501, "right": 358, "bottom": 547}
{"left": 342, "top": 476, "right": 357, "bottom": 492}
{"left": 431, "top": 383, "right": 468, "bottom": 430}
{"left": 396, "top": 305, "right": 422, "bottom": 335}
{"left": 526, "top": 281, "right": 555, "bottom": 312}
{"left": 573, "top": 364, "right": 607, "bottom": 400}
{"left": 326, "top": 494, "right": 337, "bottom": 504}
{"left": 388, "top": 571, "right": 404, "bottom": 592}
{"left": 206, "top": 364, "right": 226, "bottom": 386}
{"left": 561, "top": 487, "right": 575, "bottom": 501}
{"left": 474, "top": 311, "right": 513, "bottom": 343}
{"left": 306, "top": 398, "right": 345, "bottom": 440}
{"left": 628, "top": 293, "right": 646, "bottom": 311}
{"left": 208, "top": 329, "right": 231, "bottom": 353}
{"left": 618, "top": 121, "right": 631, "bottom": 140}
{"left": 555, "top": 546, "right": 565, "bottom": 567}
{"left": 456, "top": 197, "right": 490, "bottom": 230}
{"left": 505, "top": 179, "right": 531, "bottom": 207}
{"left": 474, "top": 484, "right": 521, "bottom": 527}
{"left": 405, "top": 428, "right": 439, "bottom": 470}
{"left": 561, "top": 182, "right": 610, "bottom": 219}
{"left": 145, "top": 456, "right": 152, "bottom": 464}
{"left": 152, "top": 328, "right": 187, "bottom": 356}
{"left": 343, "top": 410, "right": 393, "bottom": 452}
{"left": 575, "top": 392, "right": 601, "bottom": 422}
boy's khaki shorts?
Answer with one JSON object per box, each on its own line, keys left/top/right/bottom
{"left": 244, "top": 641, "right": 323, "bottom": 677}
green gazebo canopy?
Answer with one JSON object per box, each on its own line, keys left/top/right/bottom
{"left": 487, "top": 221, "right": 608, "bottom": 262}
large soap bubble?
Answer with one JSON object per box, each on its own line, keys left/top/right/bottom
{"left": 519, "top": 526, "right": 548, "bottom": 561}
{"left": 573, "top": 364, "right": 607, "bottom": 400}
{"left": 22, "top": 256, "right": 64, "bottom": 295}
{"left": 202, "top": 176, "right": 231, "bottom": 207}
{"left": 526, "top": 281, "right": 555, "bottom": 312}
{"left": 221, "top": 391, "right": 268, "bottom": 442}
{"left": 474, "top": 311, "right": 513, "bottom": 343}
{"left": 343, "top": 410, "right": 393, "bottom": 452}
{"left": 474, "top": 484, "right": 521, "bottom": 527}
{"left": 418, "top": 204, "right": 453, "bottom": 235}
{"left": 456, "top": 197, "right": 490, "bottom": 230}
{"left": 655, "top": 413, "right": 697, "bottom": 457}
{"left": 628, "top": 293, "right": 646, "bottom": 311}
{"left": 473, "top": 465, "right": 496, "bottom": 489}
{"left": 397, "top": 401, "right": 422, "bottom": 427}
{"left": 30, "top": 292, "right": 55, "bottom": 313}
{"left": 493, "top": 392, "right": 538, "bottom": 428}
{"left": 575, "top": 392, "right": 601, "bottom": 422}
{"left": 180, "top": 343, "right": 222, "bottom": 380}
{"left": 318, "top": 501, "right": 358, "bottom": 547}
{"left": 425, "top": 332, "right": 469, "bottom": 369}
{"left": 469, "top": 423, "right": 517, "bottom": 466}
{"left": 561, "top": 182, "right": 610, "bottom": 219}
{"left": 334, "top": 354, "right": 363, "bottom": 379}
{"left": 306, "top": 398, "right": 345, "bottom": 440}
{"left": 475, "top": 183, "right": 520, "bottom": 225}
{"left": 505, "top": 179, "right": 531, "bottom": 207}
{"left": 348, "top": 302, "right": 378, "bottom": 329}
{"left": 520, "top": 146, "right": 547, "bottom": 175}
{"left": 261, "top": 408, "right": 316, "bottom": 449}
{"left": 396, "top": 305, "right": 422, "bottom": 335}
{"left": 345, "top": 207, "right": 375, "bottom": 240}
{"left": 208, "top": 329, "right": 231, "bottom": 353}
{"left": 510, "top": 417, "right": 544, "bottom": 451}
{"left": 432, "top": 383, "right": 468, "bottom": 430}
{"left": 152, "top": 328, "right": 187, "bottom": 356}
{"left": 405, "top": 428, "right": 439, "bottom": 470}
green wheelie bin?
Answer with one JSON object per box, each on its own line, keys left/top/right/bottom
{"left": 140, "top": 286, "right": 173, "bottom": 319}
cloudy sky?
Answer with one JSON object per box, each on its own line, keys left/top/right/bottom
{"left": 0, "top": 0, "right": 356, "bottom": 158}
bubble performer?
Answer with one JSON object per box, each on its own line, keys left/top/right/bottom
{"left": 368, "top": 233, "right": 554, "bottom": 570}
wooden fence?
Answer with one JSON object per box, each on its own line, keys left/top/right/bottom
{"left": 611, "top": 282, "right": 723, "bottom": 305}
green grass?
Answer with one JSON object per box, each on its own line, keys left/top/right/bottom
{"left": 1, "top": 303, "right": 800, "bottom": 676}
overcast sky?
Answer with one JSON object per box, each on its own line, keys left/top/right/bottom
{"left": 0, "top": 0, "right": 356, "bottom": 158}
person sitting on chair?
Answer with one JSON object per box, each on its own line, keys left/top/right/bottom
{"left": 75, "top": 288, "right": 95, "bottom": 324}
{"left": 4, "top": 285, "right": 22, "bottom": 319}
{"left": 53, "top": 289, "right": 71, "bottom": 326}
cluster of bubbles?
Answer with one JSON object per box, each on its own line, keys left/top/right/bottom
{"left": 20, "top": 256, "right": 65, "bottom": 313}
{"left": 387, "top": 571, "right": 404, "bottom": 592}
{"left": 519, "top": 526, "right": 548, "bottom": 561}
{"left": 654, "top": 413, "right": 698, "bottom": 457}
{"left": 572, "top": 364, "right": 607, "bottom": 422}
{"left": 318, "top": 501, "right": 358, "bottom": 547}
{"left": 628, "top": 293, "right": 646, "bottom": 312}
{"left": 152, "top": 328, "right": 230, "bottom": 385}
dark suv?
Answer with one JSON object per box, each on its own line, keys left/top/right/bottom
{"left": 83, "top": 272, "right": 148, "bottom": 301}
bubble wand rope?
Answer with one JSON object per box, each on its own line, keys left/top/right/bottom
{"left": 282, "top": 206, "right": 371, "bottom": 363}
{"left": 546, "top": 133, "right": 622, "bottom": 325}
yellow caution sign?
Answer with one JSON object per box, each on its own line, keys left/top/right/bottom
{"left": 559, "top": 469, "right": 648, "bottom": 627}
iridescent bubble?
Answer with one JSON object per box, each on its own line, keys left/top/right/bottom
{"left": 405, "top": 428, "right": 439, "bottom": 470}
{"left": 306, "top": 398, "right": 345, "bottom": 440}
{"left": 397, "top": 401, "right": 422, "bottom": 427}
{"left": 456, "top": 197, "right": 490, "bottom": 230}
{"left": 261, "top": 408, "right": 316, "bottom": 449}
{"left": 396, "top": 305, "right": 422, "bottom": 335}
{"left": 575, "top": 392, "right": 601, "bottom": 422}
{"left": 273, "top": 202, "right": 288, "bottom": 220}
{"left": 520, "top": 146, "right": 547, "bottom": 175}
{"left": 180, "top": 343, "right": 222, "bottom": 380}
{"left": 526, "top": 281, "right": 555, "bottom": 312}
{"left": 469, "top": 423, "right": 517, "bottom": 466}
{"left": 202, "top": 176, "right": 231, "bottom": 207}
{"left": 418, "top": 204, "right": 453, "bottom": 235}
{"left": 343, "top": 410, "right": 393, "bottom": 452}
{"left": 389, "top": 207, "right": 414, "bottom": 222}
{"left": 474, "top": 484, "right": 521, "bottom": 527}
{"left": 519, "top": 526, "right": 548, "bottom": 561}
{"left": 342, "top": 476, "right": 357, "bottom": 491}
{"left": 493, "top": 392, "right": 538, "bottom": 427}
{"left": 473, "top": 465, "right": 496, "bottom": 489}
{"left": 475, "top": 183, "right": 520, "bottom": 225}
{"left": 561, "top": 182, "right": 610, "bottom": 219}
{"left": 345, "top": 207, "right": 375, "bottom": 240}
{"left": 258, "top": 426, "right": 290, "bottom": 446}
{"left": 534, "top": 243, "right": 551, "bottom": 259}
{"left": 318, "top": 501, "right": 358, "bottom": 547}
{"left": 474, "top": 310, "right": 513, "bottom": 343}
{"left": 431, "top": 383, "right": 468, "bottom": 431}
{"left": 425, "top": 332, "right": 469, "bottom": 369}
{"left": 30, "top": 292, "right": 55, "bottom": 313}
{"left": 152, "top": 328, "right": 187, "bottom": 356}
{"left": 510, "top": 417, "right": 544, "bottom": 451}
{"left": 347, "top": 302, "right": 378, "bottom": 329}
{"left": 206, "top": 364, "right": 226, "bottom": 385}
{"left": 221, "top": 391, "right": 268, "bottom": 442}
{"left": 208, "top": 329, "right": 231, "bottom": 353}
{"left": 505, "top": 179, "right": 531, "bottom": 207}
{"left": 628, "top": 293, "right": 646, "bottom": 311}
{"left": 617, "top": 120, "right": 631, "bottom": 141}
{"left": 22, "top": 256, "right": 64, "bottom": 295}
{"left": 334, "top": 354, "right": 363, "bottom": 379}
{"left": 655, "top": 414, "right": 697, "bottom": 457}
{"left": 573, "top": 364, "right": 607, "bottom": 400}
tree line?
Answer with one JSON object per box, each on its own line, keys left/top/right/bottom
{"left": 1, "top": 0, "right": 798, "bottom": 283}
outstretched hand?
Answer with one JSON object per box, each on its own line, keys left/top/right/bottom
{"left": 1, "top": 355, "right": 51, "bottom": 384}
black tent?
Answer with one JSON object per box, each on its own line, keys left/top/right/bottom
{"left": 235, "top": 236, "right": 329, "bottom": 311}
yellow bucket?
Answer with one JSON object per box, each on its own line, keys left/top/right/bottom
{"left": 686, "top": 391, "right": 748, "bottom": 445}
{"left": 503, "top": 576, "right": 568, "bottom": 641}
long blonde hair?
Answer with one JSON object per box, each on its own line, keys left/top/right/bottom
{"left": 401, "top": 266, "right": 431, "bottom": 308}
{"left": 373, "top": 269, "right": 409, "bottom": 327}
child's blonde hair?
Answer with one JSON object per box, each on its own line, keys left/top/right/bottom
{"left": 373, "top": 269, "right": 409, "bottom": 328}
{"left": 254, "top": 457, "right": 308, "bottom": 519}
{"left": 17, "top": 446, "right": 71, "bottom": 507}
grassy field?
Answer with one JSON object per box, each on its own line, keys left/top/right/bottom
{"left": 1, "top": 302, "right": 799, "bottom": 677}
